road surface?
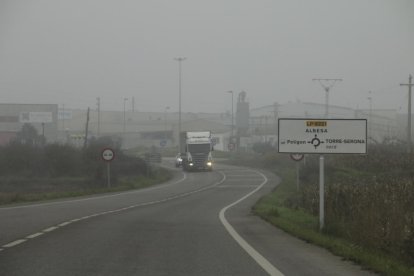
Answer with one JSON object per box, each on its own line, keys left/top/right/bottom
{"left": 0, "top": 163, "right": 375, "bottom": 275}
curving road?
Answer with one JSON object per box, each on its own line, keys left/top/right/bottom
{"left": 0, "top": 163, "right": 375, "bottom": 275}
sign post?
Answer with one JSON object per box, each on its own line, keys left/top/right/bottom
{"left": 101, "top": 148, "right": 115, "bottom": 188}
{"left": 290, "top": 154, "right": 304, "bottom": 191}
{"left": 279, "top": 119, "right": 367, "bottom": 230}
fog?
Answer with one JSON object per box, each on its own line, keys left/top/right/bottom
{"left": 0, "top": 0, "right": 413, "bottom": 113}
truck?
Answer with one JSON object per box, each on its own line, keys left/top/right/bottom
{"left": 180, "top": 131, "right": 213, "bottom": 171}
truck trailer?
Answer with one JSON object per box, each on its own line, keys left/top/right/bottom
{"left": 180, "top": 131, "right": 213, "bottom": 171}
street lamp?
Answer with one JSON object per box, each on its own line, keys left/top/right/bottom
{"left": 164, "top": 106, "right": 170, "bottom": 133}
{"left": 367, "top": 92, "right": 372, "bottom": 140}
{"left": 174, "top": 57, "right": 186, "bottom": 153}
{"left": 400, "top": 75, "right": 413, "bottom": 153}
{"left": 226, "top": 91, "right": 234, "bottom": 138}
{"left": 123, "top": 97, "right": 128, "bottom": 135}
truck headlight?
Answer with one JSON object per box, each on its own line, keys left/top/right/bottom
{"left": 207, "top": 162, "right": 212, "bottom": 166}
{"left": 189, "top": 163, "right": 194, "bottom": 166}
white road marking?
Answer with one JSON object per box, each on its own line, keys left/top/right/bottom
{"left": 0, "top": 171, "right": 226, "bottom": 253}
{"left": 219, "top": 170, "right": 284, "bottom": 276}
{"left": 218, "top": 184, "right": 260, "bottom": 188}
{"left": 58, "top": 221, "right": 72, "bottom": 227}
{"left": 26, "top": 232, "right": 44, "bottom": 239}
{"left": 0, "top": 172, "right": 187, "bottom": 211}
{"left": 43, "top": 226, "right": 58, "bottom": 233}
{"left": 3, "top": 239, "right": 27, "bottom": 248}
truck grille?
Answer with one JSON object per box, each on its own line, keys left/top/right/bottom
{"left": 192, "top": 153, "right": 208, "bottom": 167}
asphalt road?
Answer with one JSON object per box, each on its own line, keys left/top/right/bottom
{"left": 0, "top": 162, "right": 375, "bottom": 275}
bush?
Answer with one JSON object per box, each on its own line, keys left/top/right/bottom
{"left": 288, "top": 144, "right": 414, "bottom": 265}
{"left": 0, "top": 136, "right": 149, "bottom": 186}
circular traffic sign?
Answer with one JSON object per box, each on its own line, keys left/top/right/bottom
{"left": 102, "top": 148, "right": 115, "bottom": 162}
{"left": 290, "top": 154, "right": 304, "bottom": 162}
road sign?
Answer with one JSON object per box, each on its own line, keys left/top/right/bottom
{"left": 160, "top": 139, "right": 167, "bottom": 147}
{"left": 102, "top": 148, "right": 115, "bottom": 162}
{"left": 290, "top": 154, "right": 304, "bottom": 161}
{"left": 278, "top": 119, "right": 367, "bottom": 154}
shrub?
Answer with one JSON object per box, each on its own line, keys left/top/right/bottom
{"left": 288, "top": 143, "right": 414, "bottom": 265}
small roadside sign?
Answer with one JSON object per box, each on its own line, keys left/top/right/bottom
{"left": 290, "top": 154, "right": 304, "bottom": 161}
{"left": 102, "top": 148, "right": 115, "bottom": 162}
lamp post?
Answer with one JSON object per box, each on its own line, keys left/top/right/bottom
{"left": 400, "top": 75, "right": 413, "bottom": 153}
{"left": 174, "top": 57, "right": 186, "bottom": 153}
{"left": 123, "top": 98, "right": 128, "bottom": 136}
{"left": 227, "top": 91, "right": 234, "bottom": 138}
{"left": 367, "top": 92, "right": 372, "bottom": 141}
{"left": 164, "top": 106, "right": 170, "bottom": 133}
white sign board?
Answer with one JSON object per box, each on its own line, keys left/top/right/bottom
{"left": 278, "top": 119, "right": 367, "bottom": 154}
{"left": 20, "top": 112, "right": 53, "bottom": 123}
{"left": 58, "top": 110, "right": 73, "bottom": 120}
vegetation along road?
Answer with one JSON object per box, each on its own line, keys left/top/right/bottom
{"left": 0, "top": 161, "right": 375, "bottom": 276}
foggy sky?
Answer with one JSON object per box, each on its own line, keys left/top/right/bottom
{"left": 0, "top": 0, "right": 413, "bottom": 114}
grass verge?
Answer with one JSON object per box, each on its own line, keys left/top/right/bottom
{"left": 0, "top": 167, "right": 172, "bottom": 206}
{"left": 253, "top": 167, "right": 414, "bottom": 276}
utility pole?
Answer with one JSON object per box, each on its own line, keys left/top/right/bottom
{"left": 132, "top": 97, "right": 135, "bottom": 112}
{"left": 227, "top": 91, "right": 234, "bottom": 138}
{"left": 273, "top": 102, "right": 279, "bottom": 135}
{"left": 62, "top": 103, "right": 65, "bottom": 133}
{"left": 312, "top": 78, "right": 343, "bottom": 117}
{"left": 123, "top": 98, "right": 128, "bottom": 136}
{"left": 96, "top": 97, "right": 100, "bottom": 137}
{"left": 367, "top": 92, "right": 372, "bottom": 141}
{"left": 401, "top": 74, "right": 414, "bottom": 153}
{"left": 312, "top": 77, "right": 342, "bottom": 231}
{"left": 84, "top": 107, "right": 90, "bottom": 149}
{"left": 174, "top": 57, "right": 186, "bottom": 153}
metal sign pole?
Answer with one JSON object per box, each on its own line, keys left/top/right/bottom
{"left": 101, "top": 148, "right": 115, "bottom": 189}
{"left": 319, "top": 155, "right": 325, "bottom": 230}
{"left": 107, "top": 162, "right": 111, "bottom": 188}
{"left": 296, "top": 162, "right": 300, "bottom": 191}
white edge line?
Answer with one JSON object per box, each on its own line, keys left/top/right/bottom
{"left": 43, "top": 226, "right": 58, "bottom": 233}
{"left": 219, "top": 170, "right": 284, "bottom": 276}
{"left": 0, "top": 171, "right": 187, "bottom": 211}
{"left": 58, "top": 221, "right": 72, "bottom": 227}
{"left": 3, "top": 239, "right": 27, "bottom": 248}
{"left": 26, "top": 232, "right": 44, "bottom": 239}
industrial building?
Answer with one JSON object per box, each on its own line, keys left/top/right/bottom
{"left": 0, "top": 103, "right": 58, "bottom": 145}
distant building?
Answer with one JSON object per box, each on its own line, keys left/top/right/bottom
{"left": 249, "top": 101, "right": 402, "bottom": 144}
{"left": 0, "top": 103, "right": 58, "bottom": 145}
{"left": 54, "top": 100, "right": 404, "bottom": 150}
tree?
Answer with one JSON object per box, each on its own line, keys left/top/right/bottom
{"left": 14, "top": 123, "right": 44, "bottom": 145}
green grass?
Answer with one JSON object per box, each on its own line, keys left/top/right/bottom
{"left": 0, "top": 168, "right": 172, "bottom": 206}
{"left": 253, "top": 167, "right": 414, "bottom": 276}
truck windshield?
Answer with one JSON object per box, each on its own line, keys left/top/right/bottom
{"left": 188, "top": 144, "right": 210, "bottom": 153}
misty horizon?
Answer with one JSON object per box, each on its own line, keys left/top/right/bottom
{"left": 1, "top": 0, "right": 413, "bottom": 114}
